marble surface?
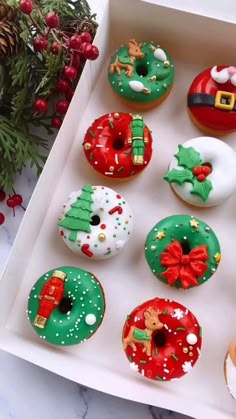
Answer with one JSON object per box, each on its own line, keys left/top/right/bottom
{"left": 3, "top": 0, "right": 236, "bottom": 417}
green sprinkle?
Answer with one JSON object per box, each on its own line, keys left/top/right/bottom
{"left": 156, "top": 375, "right": 164, "bottom": 381}
{"left": 109, "top": 120, "right": 114, "bottom": 129}
{"left": 127, "top": 315, "right": 130, "bottom": 320}
{"left": 124, "top": 150, "right": 131, "bottom": 154}
{"left": 140, "top": 360, "right": 147, "bottom": 364}
{"left": 162, "top": 309, "right": 168, "bottom": 315}
{"left": 130, "top": 170, "right": 135, "bottom": 176}
{"left": 200, "top": 327, "right": 202, "bottom": 337}
{"left": 113, "top": 234, "right": 116, "bottom": 238}
{"left": 128, "top": 356, "right": 133, "bottom": 362}
{"left": 171, "top": 353, "right": 179, "bottom": 361}
{"left": 154, "top": 348, "right": 158, "bottom": 355}
{"left": 89, "top": 130, "right": 95, "bottom": 138}
{"left": 177, "top": 327, "right": 185, "bottom": 331}
{"left": 89, "top": 152, "right": 94, "bottom": 160}
{"left": 117, "top": 166, "right": 124, "bottom": 172}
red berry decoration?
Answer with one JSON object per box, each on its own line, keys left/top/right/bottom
{"left": 192, "top": 166, "right": 202, "bottom": 176}
{"left": 12, "top": 194, "right": 23, "bottom": 206}
{"left": 51, "top": 42, "right": 62, "bottom": 55}
{"left": 197, "top": 174, "right": 206, "bottom": 182}
{"left": 71, "top": 53, "right": 81, "bottom": 70}
{"left": 33, "top": 37, "right": 48, "bottom": 52}
{"left": 65, "top": 89, "right": 75, "bottom": 102}
{"left": 0, "top": 190, "right": 6, "bottom": 202}
{"left": 19, "top": 0, "right": 33, "bottom": 15}
{"left": 56, "top": 100, "right": 70, "bottom": 114}
{"left": 34, "top": 99, "right": 48, "bottom": 114}
{"left": 69, "top": 35, "right": 82, "bottom": 50}
{"left": 0, "top": 213, "right": 5, "bottom": 225}
{"left": 63, "top": 65, "right": 78, "bottom": 81}
{"left": 80, "top": 32, "right": 92, "bottom": 44}
{"left": 45, "top": 12, "right": 60, "bottom": 29}
{"left": 6, "top": 197, "right": 15, "bottom": 208}
{"left": 202, "top": 165, "right": 212, "bottom": 176}
{"left": 56, "top": 79, "right": 69, "bottom": 93}
{"left": 51, "top": 117, "right": 63, "bottom": 129}
{"left": 83, "top": 44, "right": 99, "bottom": 61}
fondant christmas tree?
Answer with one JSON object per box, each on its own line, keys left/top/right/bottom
{"left": 164, "top": 145, "right": 213, "bottom": 202}
{"left": 58, "top": 184, "right": 94, "bottom": 241}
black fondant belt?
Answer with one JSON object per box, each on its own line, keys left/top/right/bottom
{"left": 188, "top": 91, "right": 236, "bottom": 111}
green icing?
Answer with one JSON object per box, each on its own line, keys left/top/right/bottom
{"left": 27, "top": 266, "right": 105, "bottom": 346}
{"left": 164, "top": 145, "right": 213, "bottom": 202}
{"left": 108, "top": 41, "right": 174, "bottom": 105}
{"left": 58, "top": 184, "right": 94, "bottom": 239}
{"left": 133, "top": 328, "right": 151, "bottom": 341}
{"left": 145, "top": 215, "right": 221, "bottom": 289}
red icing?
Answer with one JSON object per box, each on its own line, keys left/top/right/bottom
{"left": 81, "top": 244, "right": 93, "bottom": 257}
{"left": 188, "top": 66, "right": 236, "bottom": 132}
{"left": 160, "top": 241, "right": 208, "bottom": 289}
{"left": 123, "top": 298, "right": 202, "bottom": 382}
{"left": 83, "top": 112, "right": 153, "bottom": 179}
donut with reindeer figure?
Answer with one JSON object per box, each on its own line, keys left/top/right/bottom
{"left": 83, "top": 112, "right": 153, "bottom": 180}
{"left": 108, "top": 39, "right": 174, "bottom": 109}
{"left": 58, "top": 184, "right": 134, "bottom": 259}
{"left": 187, "top": 66, "right": 236, "bottom": 134}
{"left": 122, "top": 297, "right": 202, "bottom": 382}
{"left": 145, "top": 215, "right": 221, "bottom": 290}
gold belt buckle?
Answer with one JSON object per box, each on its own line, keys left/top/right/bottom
{"left": 215, "top": 90, "right": 235, "bottom": 110}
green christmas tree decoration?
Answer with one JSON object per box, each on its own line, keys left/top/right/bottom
{"left": 164, "top": 144, "right": 213, "bottom": 202}
{"left": 58, "top": 184, "right": 94, "bottom": 241}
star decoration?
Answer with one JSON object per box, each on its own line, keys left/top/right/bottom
{"left": 214, "top": 252, "right": 221, "bottom": 264}
{"left": 189, "top": 219, "right": 199, "bottom": 228}
{"left": 155, "top": 231, "right": 166, "bottom": 240}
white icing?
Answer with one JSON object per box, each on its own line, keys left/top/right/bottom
{"left": 168, "top": 136, "right": 236, "bottom": 207}
{"left": 85, "top": 314, "right": 96, "bottom": 326}
{"left": 231, "top": 72, "right": 236, "bottom": 87}
{"left": 153, "top": 48, "right": 167, "bottom": 62}
{"left": 225, "top": 354, "right": 236, "bottom": 399}
{"left": 129, "top": 80, "right": 146, "bottom": 92}
{"left": 58, "top": 186, "right": 134, "bottom": 260}
{"left": 210, "top": 66, "right": 229, "bottom": 84}
{"left": 186, "top": 333, "right": 198, "bottom": 345}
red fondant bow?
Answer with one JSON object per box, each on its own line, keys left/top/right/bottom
{"left": 160, "top": 241, "right": 208, "bottom": 290}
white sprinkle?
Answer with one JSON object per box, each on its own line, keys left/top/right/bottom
{"left": 141, "top": 369, "right": 145, "bottom": 376}
{"left": 164, "top": 324, "right": 168, "bottom": 330}
{"left": 28, "top": 310, "right": 32, "bottom": 314}
{"left": 164, "top": 369, "right": 169, "bottom": 373}
{"left": 80, "top": 297, "right": 83, "bottom": 300}
{"left": 104, "top": 172, "right": 114, "bottom": 175}
{"left": 168, "top": 329, "right": 172, "bottom": 333}
{"left": 59, "top": 320, "right": 63, "bottom": 324}
{"left": 97, "top": 126, "right": 103, "bottom": 129}
{"left": 164, "top": 363, "right": 167, "bottom": 367}
{"left": 83, "top": 291, "right": 86, "bottom": 294}
{"left": 73, "top": 278, "right": 76, "bottom": 282}
{"left": 164, "top": 358, "right": 168, "bottom": 361}
{"left": 95, "top": 161, "right": 98, "bottom": 165}
{"left": 185, "top": 309, "right": 189, "bottom": 314}
{"left": 183, "top": 236, "right": 187, "bottom": 240}
{"left": 89, "top": 300, "right": 92, "bottom": 303}
{"left": 61, "top": 341, "right": 65, "bottom": 345}
{"left": 96, "top": 144, "right": 104, "bottom": 148}
{"left": 34, "top": 295, "right": 37, "bottom": 298}
{"left": 197, "top": 347, "right": 201, "bottom": 355}
{"left": 134, "top": 316, "right": 139, "bottom": 322}
{"left": 115, "top": 154, "right": 119, "bottom": 164}
{"left": 56, "top": 333, "right": 59, "bottom": 337}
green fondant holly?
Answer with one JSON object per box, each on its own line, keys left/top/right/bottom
{"left": 164, "top": 145, "right": 213, "bottom": 202}
{"left": 58, "top": 184, "right": 94, "bottom": 241}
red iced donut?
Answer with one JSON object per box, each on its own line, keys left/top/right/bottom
{"left": 122, "top": 298, "right": 202, "bottom": 382}
{"left": 188, "top": 65, "right": 236, "bottom": 134}
{"left": 83, "top": 112, "right": 153, "bottom": 180}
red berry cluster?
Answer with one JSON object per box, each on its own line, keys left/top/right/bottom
{"left": 0, "top": 189, "right": 25, "bottom": 225}
{"left": 192, "top": 165, "right": 212, "bottom": 182}
{"left": 19, "top": 0, "right": 99, "bottom": 130}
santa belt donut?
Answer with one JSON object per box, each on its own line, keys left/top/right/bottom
{"left": 188, "top": 91, "right": 236, "bottom": 111}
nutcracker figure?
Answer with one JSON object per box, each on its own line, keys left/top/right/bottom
{"left": 33, "top": 270, "right": 66, "bottom": 329}
{"left": 126, "top": 114, "right": 149, "bottom": 165}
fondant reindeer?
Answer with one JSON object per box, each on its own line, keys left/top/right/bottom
{"left": 123, "top": 307, "right": 163, "bottom": 356}
{"left": 109, "top": 39, "right": 144, "bottom": 78}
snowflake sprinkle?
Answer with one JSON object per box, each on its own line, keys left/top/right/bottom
{"left": 182, "top": 361, "right": 192, "bottom": 373}
{"left": 171, "top": 308, "right": 184, "bottom": 320}
{"left": 129, "top": 362, "right": 139, "bottom": 372}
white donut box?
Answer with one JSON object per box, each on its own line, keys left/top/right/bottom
{"left": 1, "top": 0, "right": 236, "bottom": 418}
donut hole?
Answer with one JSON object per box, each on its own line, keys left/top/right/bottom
{"left": 136, "top": 64, "right": 148, "bottom": 77}
{"left": 202, "top": 162, "right": 212, "bottom": 172}
{"left": 90, "top": 215, "right": 101, "bottom": 226}
{"left": 181, "top": 240, "right": 191, "bottom": 255}
{"left": 113, "top": 138, "right": 124, "bottom": 150}
{"left": 153, "top": 330, "right": 167, "bottom": 348}
{"left": 58, "top": 297, "right": 73, "bottom": 314}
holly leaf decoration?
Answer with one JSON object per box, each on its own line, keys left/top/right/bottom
{"left": 190, "top": 178, "right": 213, "bottom": 202}
{"left": 164, "top": 168, "right": 193, "bottom": 185}
{"left": 175, "top": 145, "right": 202, "bottom": 169}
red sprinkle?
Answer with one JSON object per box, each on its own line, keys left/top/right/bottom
{"left": 81, "top": 244, "right": 93, "bottom": 257}
{"left": 116, "top": 194, "right": 122, "bottom": 199}
{"left": 100, "top": 224, "right": 106, "bottom": 229}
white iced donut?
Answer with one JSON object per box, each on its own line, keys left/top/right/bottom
{"left": 164, "top": 136, "right": 236, "bottom": 207}
{"left": 225, "top": 340, "right": 236, "bottom": 400}
{"left": 58, "top": 184, "right": 134, "bottom": 259}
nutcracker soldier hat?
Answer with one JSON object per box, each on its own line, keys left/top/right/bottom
{"left": 132, "top": 114, "right": 143, "bottom": 120}
{"left": 52, "top": 270, "right": 67, "bottom": 281}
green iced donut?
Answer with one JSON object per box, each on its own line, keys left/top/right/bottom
{"left": 145, "top": 215, "right": 221, "bottom": 290}
{"left": 108, "top": 39, "right": 174, "bottom": 109}
{"left": 27, "top": 266, "right": 105, "bottom": 346}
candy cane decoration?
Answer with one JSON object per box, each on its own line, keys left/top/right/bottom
{"left": 81, "top": 244, "right": 94, "bottom": 257}
{"left": 108, "top": 206, "right": 123, "bottom": 215}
